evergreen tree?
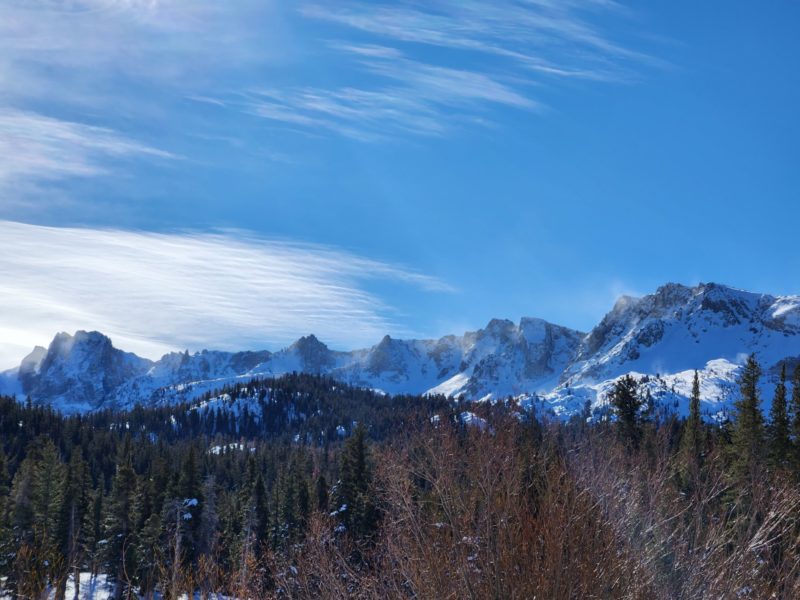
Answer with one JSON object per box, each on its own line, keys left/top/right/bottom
{"left": 315, "top": 474, "right": 329, "bottom": 513}
{"left": 56, "top": 450, "right": 90, "bottom": 600}
{"left": 197, "top": 475, "right": 219, "bottom": 557}
{"left": 0, "top": 448, "right": 12, "bottom": 576}
{"left": 217, "top": 493, "right": 242, "bottom": 579}
{"left": 679, "top": 371, "right": 705, "bottom": 483}
{"left": 609, "top": 375, "right": 643, "bottom": 449}
{"left": 252, "top": 472, "right": 270, "bottom": 551}
{"left": 236, "top": 482, "right": 260, "bottom": 590}
{"left": 176, "top": 445, "right": 203, "bottom": 565}
{"left": 31, "top": 439, "right": 66, "bottom": 544}
{"left": 104, "top": 439, "right": 138, "bottom": 600}
{"left": 0, "top": 447, "right": 9, "bottom": 518}
{"left": 768, "top": 364, "right": 791, "bottom": 469}
{"left": 297, "top": 477, "right": 310, "bottom": 530}
{"left": 9, "top": 456, "right": 35, "bottom": 543}
{"left": 135, "top": 511, "right": 164, "bottom": 597}
{"left": 279, "top": 470, "right": 297, "bottom": 544}
{"left": 790, "top": 364, "right": 800, "bottom": 472}
{"left": 335, "top": 423, "right": 377, "bottom": 540}
{"left": 81, "top": 489, "right": 103, "bottom": 577}
{"left": 4, "top": 440, "right": 67, "bottom": 597}
{"left": 730, "top": 355, "right": 765, "bottom": 487}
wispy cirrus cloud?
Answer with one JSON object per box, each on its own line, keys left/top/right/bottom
{"left": 0, "top": 220, "right": 451, "bottom": 368}
{"left": 0, "top": 109, "right": 175, "bottom": 182}
{"left": 0, "top": 1, "right": 260, "bottom": 210}
{"left": 0, "top": 0, "right": 276, "bottom": 105}
{"left": 238, "top": 45, "right": 536, "bottom": 140}
{"left": 301, "top": 0, "right": 646, "bottom": 80}
{"left": 0, "top": 109, "right": 177, "bottom": 209}
{"left": 0, "top": 0, "right": 659, "bottom": 206}
{"left": 224, "top": 0, "right": 657, "bottom": 140}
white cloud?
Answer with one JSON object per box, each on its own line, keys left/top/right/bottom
{"left": 301, "top": 0, "right": 644, "bottom": 80}
{"left": 216, "top": 46, "right": 540, "bottom": 141}
{"left": 0, "top": 1, "right": 277, "bottom": 103}
{"left": 0, "top": 109, "right": 175, "bottom": 183}
{"left": 0, "top": 0, "right": 658, "bottom": 161}
{"left": 233, "top": 0, "right": 654, "bottom": 140}
{"left": 0, "top": 109, "right": 177, "bottom": 211}
{"left": 0, "top": 220, "right": 451, "bottom": 369}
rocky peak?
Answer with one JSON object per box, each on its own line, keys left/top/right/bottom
{"left": 289, "top": 334, "right": 333, "bottom": 372}
{"left": 19, "top": 345, "right": 47, "bottom": 376}
{"left": 481, "top": 318, "right": 516, "bottom": 339}
{"left": 38, "top": 330, "right": 113, "bottom": 372}
{"left": 367, "top": 335, "right": 410, "bottom": 375}
{"left": 19, "top": 330, "right": 151, "bottom": 411}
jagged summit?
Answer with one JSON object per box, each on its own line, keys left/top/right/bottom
{"left": 286, "top": 334, "right": 335, "bottom": 373}
{"left": 291, "top": 334, "right": 326, "bottom": 350}
{"left": 13, "top": 330, "right": 152, "bottom": 412}
{"left": 1, "top": 282, "right": 798, "bottom": 417}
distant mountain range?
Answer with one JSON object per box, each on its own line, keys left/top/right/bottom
{"left": 2, "top": 282, "right": 799, "bottom": 419}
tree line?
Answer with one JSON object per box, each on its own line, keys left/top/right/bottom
{"left": 1, "top": 362, "right": 800, "bottom": 598}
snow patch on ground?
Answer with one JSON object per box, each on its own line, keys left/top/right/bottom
{"left": 531, "top": 358, "right": 743, "bottom": 422}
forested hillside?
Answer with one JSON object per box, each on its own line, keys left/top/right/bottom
{"left": 2, "top": 363, "right": 800, "bottom": 599}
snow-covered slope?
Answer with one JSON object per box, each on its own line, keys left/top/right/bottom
{"left": 564, "top": 283, "right": 800, "bottom": 385}
{"left": 529, "top": 283, "right": 800, "bottom": 420}
{"left": 1, "top": 282, "right": 798, "bottom": 418}
{"left": 530, "top": 358, "right": 745, "bottom": 422}
{"left": 426, "top": 318, "right": 583, "bottom": 399}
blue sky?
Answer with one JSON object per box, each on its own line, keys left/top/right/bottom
{"left": 0, "top": 1, "right": 798, "bottom": 366}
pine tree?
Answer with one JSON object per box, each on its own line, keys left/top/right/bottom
{"left": 790, "top": 364, "right": 800, "bottom": 472}
{"left": 252, "top": 472, "right": 270, "bottom": 551}
{"left": 104, "top": 439, "right": 138, "bottom": 600}
{"left": 197, "top": 475, "right": 219, "bottom": 557}
{"left": 81, "top": 489, "right": 103, "bottom": 577}
{"left": 315, "top": 475, "right": 329, "bottom": 513}
{"left": 233, "top": 456, "right": 267, "bottom": 583}
{"left": 679, "top": 371, "right": 705, "bottom": 482}
{"left": 609, "top": 375, "right": 643, "bottom": 449}
{"left": 0, "top": 447, "right": 9, "bottom": 516}
{"left": 135, "top": 511, "right": 164, "bottom": 598}
{"left": 335, "top": 423, "right": 377, "bottom": 539}
{"left": 6, "top": 439, "right": 67, "bottom": 597}
{"left": 297, "top": 478, "right": 310, "bottom": 531}
{"left": 730, "top": 354, "right": 765, "bottom": 487}
{"left": 279, "top": 470, "right": 297, "bottom": 544}
{"left": 176, "top": 445, "right": 203, "bottom": 565}
{"left": 768, "top": 364, "right": 791, "bottom": 469}
{"left": 56, "top": 450, "right": 90, "bottom": 600}
{"left": 31, "top": 439, "right": 66, "bottom": 544}
{"left": 218, "top": 492, "right": 242, "bottom": 580}
{"left": 0, "top": 448, "right": 11, "bottom": 576}
{"left": 9, "top": 457, "right": 36, "bottom": 543}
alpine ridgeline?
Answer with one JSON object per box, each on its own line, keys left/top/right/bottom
{"left": 1, "top": 283, "right": 798, "bottom": 419}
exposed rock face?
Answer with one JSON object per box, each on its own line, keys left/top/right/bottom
{"left": 17, "top": 331, "right": 152, "bottom": 411}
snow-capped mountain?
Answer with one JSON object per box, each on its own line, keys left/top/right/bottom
{"left": 1, "top": 282, "right": 798, "bottom": 418}
{"left": 536, "top": 283, "right": 800, "bottom": 420}
{"left": 12, "top": 331, "right": 152, "bottom": 413}
{"left": 564, "top": 282, "right": 800, "bottom": 385}
{"left": 0, "top": 317, "right": 584, "bottom": 412}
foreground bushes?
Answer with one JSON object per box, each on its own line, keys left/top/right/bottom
{"left": 3, "top": 366, "right": 800, "bottom": 598}
{"left": 274, "top": 417, "right": 800, "bottom": 599}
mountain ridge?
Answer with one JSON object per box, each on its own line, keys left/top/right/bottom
{"left": 2, "top": 282, "right": 799, "bottom": 418}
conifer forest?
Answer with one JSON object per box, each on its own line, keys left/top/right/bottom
{"left": 2, "top": 362, "right": 800, "bottom": 599}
